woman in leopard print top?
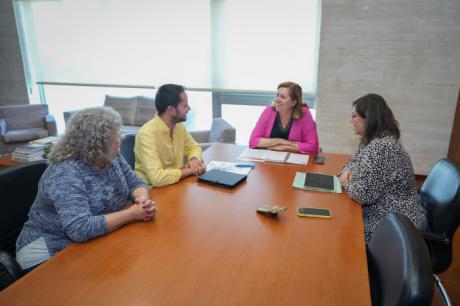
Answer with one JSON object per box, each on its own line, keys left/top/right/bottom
{"left": 339, "top": 94, "right": 428, "bottom": 243}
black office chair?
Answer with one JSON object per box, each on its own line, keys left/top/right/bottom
{"left": 367, "top": 213, "right": 434, "bottom": 306}
{"left": 120, "top": 134, "right": 136, "bottom": 170}
{"left": 420, "top": 158, "right": 460, "bottom": 306}
{"left": 0, "top": 161, "right": 48, "bottom": 291}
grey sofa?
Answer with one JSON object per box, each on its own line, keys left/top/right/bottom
{"left": 64, "top": 95, "right": 236, "bottom": 150}
{"left": 0, "top": 104, "right": 57, "bottom": 154}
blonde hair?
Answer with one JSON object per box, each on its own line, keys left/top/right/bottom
{"left": 272, "top": 81, "right": 307, "bottom": 120}
{"left": 49, "top": 107, "right": 122, "bottom": 165}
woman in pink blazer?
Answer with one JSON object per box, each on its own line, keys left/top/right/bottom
{"left": 249, "top": 82, "right": 319, "bottom": 154}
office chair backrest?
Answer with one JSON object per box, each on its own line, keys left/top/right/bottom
{"left": 120, "top": 134, "right": 136, "bottom": 170}
{"left": 420, "top": 158, "right": 460, "bottom": 273}
{"left": 367, "top": 213, "right": 433, "bottom": 306}
{"left": 0, "top": 161, "right": 48, "bottom": 256}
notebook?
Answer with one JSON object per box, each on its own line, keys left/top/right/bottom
{"left": 238, "top": 148, "right": 309, "bottom": 165}
{"left": 197, "top": 169, "right": 248, "bottom": 189}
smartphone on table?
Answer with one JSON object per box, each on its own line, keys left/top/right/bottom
{"left": 313, "top": 155, "right": 326, "bottom": 164}
{"left": 297, "top": 207, "right": 332, "bottom": 219}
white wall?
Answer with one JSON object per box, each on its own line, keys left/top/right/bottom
{"left": 317, "top": 0, "right": 460, "bottom": 174}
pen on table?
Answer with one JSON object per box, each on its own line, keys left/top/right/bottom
{"left": 235, "top": 163, "right": 256, "bottom": 168}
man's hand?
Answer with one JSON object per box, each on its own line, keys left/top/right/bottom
{"left": 186, "top": 157, "right": 206, "bottom": 176}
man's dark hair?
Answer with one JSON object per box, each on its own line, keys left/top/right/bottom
{"left": 353, "top": 93, "right": 400, "bottom": 144}
{"left": 155, "top": 84, "right": 185, "bottom": 115}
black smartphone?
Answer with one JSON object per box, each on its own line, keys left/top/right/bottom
{"left": 313, "top": 155, "right": 326, "bottom": 164}
{"left": 297, "top": 207, "right": 332, "bottom": 219}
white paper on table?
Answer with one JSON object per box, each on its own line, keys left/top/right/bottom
{"left": 206, "top": 160, "right": 253, "bottom": 175}
{"left": 237, "top": 148, "right": 288, "bottom": 163}
{"left": 286, "top": 153, "right": 309, "bottom": 165}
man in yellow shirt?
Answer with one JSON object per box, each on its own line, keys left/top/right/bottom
{"left": 134, "top": 84, "right": 205, "bottom": 187}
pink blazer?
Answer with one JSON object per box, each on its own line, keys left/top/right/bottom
{"left": 249, "top": 106, "right": 319, "bottom": 154}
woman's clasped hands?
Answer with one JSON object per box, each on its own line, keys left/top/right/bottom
{"left": 131, "top": 196, "right": 157, "bottom": 221}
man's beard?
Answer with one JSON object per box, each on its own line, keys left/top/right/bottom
{"left": 172, "top": 114, "right": 187, "bottom": 123}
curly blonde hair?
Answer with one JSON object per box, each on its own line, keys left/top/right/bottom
{"left": 49, "top": 107, "right": 122, "bottom": 165}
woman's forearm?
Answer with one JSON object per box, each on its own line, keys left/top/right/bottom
{"left": 269, "top": 143, "right": 299, "bottom": 153}
{"left": 256, "top": 138, "right": 290, "bottom": 148}
{"left": 105, "top": 208, "right": 138, "bottom": 232}
{"left": 132, "top": 186, "right": 150, "bottom": 200}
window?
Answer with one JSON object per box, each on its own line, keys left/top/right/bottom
{"left": 15, "top": 0, "right": 211, "bottom": 88}
{"left": 15, "top": 0, "right": 321, "bottom": 141}
{"left": 212, "top": 0, "right": 320, "bottom": 93}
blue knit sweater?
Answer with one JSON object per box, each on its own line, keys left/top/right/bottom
{"left": 16, "top": 154, "right": 147, "bottom": 256}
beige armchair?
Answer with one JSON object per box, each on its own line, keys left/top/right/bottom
{"left": 189, "top": 118, "right": 236, "bottom": 150}
{"left": 0, "top": 104, "right": 57, "bottom": 154}
{"left": 64, "top": 95, "right": 236, "bottom": 150}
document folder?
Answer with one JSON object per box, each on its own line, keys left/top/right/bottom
{"left": 197, "top": 169, "right": 247, "bottom": 189}
{"left": 293, "top": 172, "right": 342, "bottom": 193}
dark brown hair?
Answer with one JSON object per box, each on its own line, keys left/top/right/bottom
{"left": 274, "top": 82, "right": 308, "bottom": 120}
{"left": 155, "top": 84, "right": 185, "bottom": 115}
{"left": 353, "top": 93, "right": 400, "bottom": 144}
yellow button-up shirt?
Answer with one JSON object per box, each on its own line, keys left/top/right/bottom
{"left": 134, "top": 115, "right": 203, "bottom": 187}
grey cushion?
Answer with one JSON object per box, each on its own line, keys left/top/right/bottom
{"left": 190, "top": 130, "right": 210, "bottom": 143}
{"left": 104, "top": 95, "right": 138, "bottom": 126}
{"left": 135, "top": 96, "right": 156, "bottom": 126}
{"left": 121, "top": 125, "right": 141, "bottom": 135}
{"left": 3, "top": 128, "right": 49, "bottom": 143}
{"left": 209, "top": 118, "right": 236, "bottom": 143}
{"left": 0, "top": 105, "right": 48, "bottom": 130}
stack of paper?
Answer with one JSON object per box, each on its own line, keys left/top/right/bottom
{"left": 12, "top": 143, "right": 47, "bottom": 162}
{"left": 29, "top": 136, "right": 59, "bottom": 145}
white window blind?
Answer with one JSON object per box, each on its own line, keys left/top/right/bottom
{"left": 16, "top": 0, "right": 320, "bottom": 92}
{"left": 17, "top": 0, "right": 211, "bottom": 87}
{"left": 212, "top": 0, "right": 320, "bottom": 93}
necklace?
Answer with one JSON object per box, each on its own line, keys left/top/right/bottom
{"left": 277, "top": 113, "right": 293, "bottom": 132}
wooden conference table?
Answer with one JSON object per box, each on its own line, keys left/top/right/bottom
{"left": 0, "top": 143, "right": 370, "bottom": 306}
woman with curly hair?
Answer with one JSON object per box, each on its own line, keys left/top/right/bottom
{"left": 16, "top": 107, "right": 156, "bottom": 272}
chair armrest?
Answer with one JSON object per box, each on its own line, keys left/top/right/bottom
{"left": 0, "top": 250, "right": 23, "bottom": 290}
{"left": 209, "top": 118, "right": 236, "bottom": 143}
{"left": 0, "top": 118, "right": 7, "bottom": 135}
{"left": 190, "top": 130, "right": 210, "bottom": 143}
{"left": 421, "top": 230, "right": 451, "bottom": 245}
{"left": 63, "top": 109, "right": 84, "bottom": 129}
{"left": 0, "top": 119, "right": 7, "bottom": 154}
{"left": 198, "top": 142, "right": 213, "bottom": 151}
{"left": 45, "top": 114, "right": 58, "bottom": 136}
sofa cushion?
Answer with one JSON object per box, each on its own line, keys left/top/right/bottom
{"left": 209, "top": 118, "right": 236, "bottom": 143}
{"left": 3, "top": 128, "right": 49, "bottom": 143}
{"left": 135, "top": 96, "right": 156, "bottom": 126}
{"left": 0, "top": 104, "right": 48, "bottom": 130}
{"left": 104, "top": 95, "right": 138, "bottom": 126}
{"left": 121, "top": 125, "right": 141, "bottom": 135}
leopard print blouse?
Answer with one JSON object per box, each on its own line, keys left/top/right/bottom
{"left": 343, "top": 135, "right": 428, "bottom": 243}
